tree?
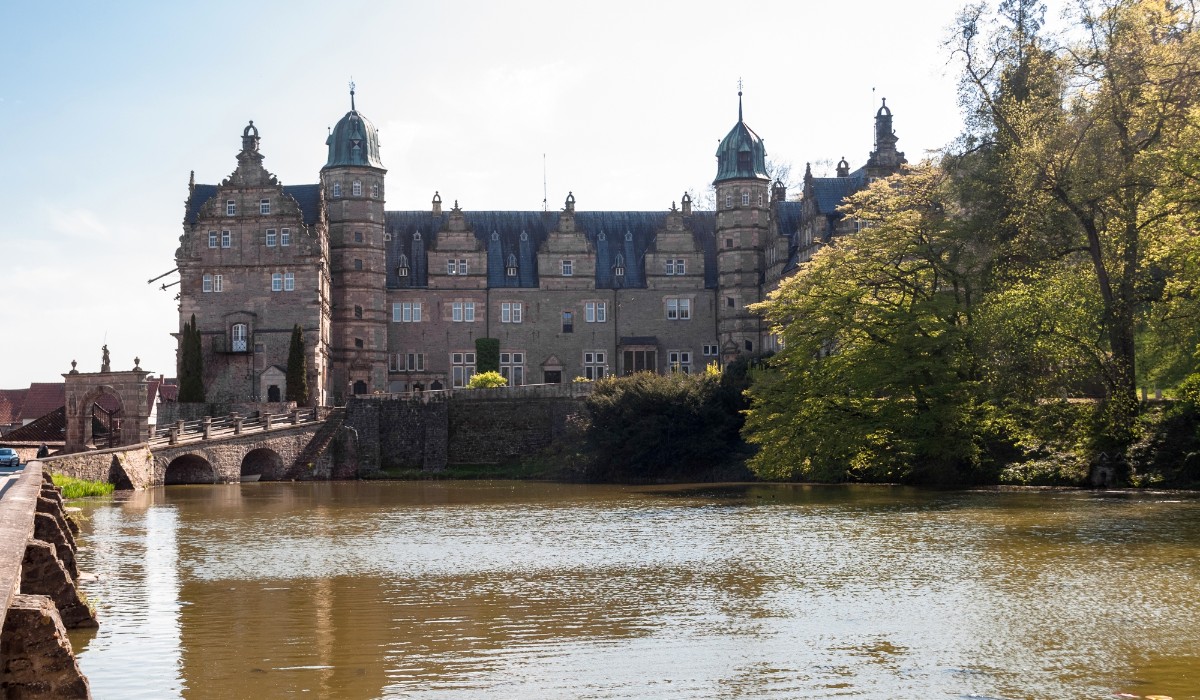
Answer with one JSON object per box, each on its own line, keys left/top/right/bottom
{"left": 286, "top": 324, "right": 309, "bottom": 405}
{"left": 475, "top": 338, "right": 500, "bottom": 374}
{"left": 953, "top": 0, "right": 1200, "bottom": 449}
{"left": 746, "top": 165, "right": 998, "bottom": 483}
{"left": 178, "top": 314, "right": 205, "bottom": 403}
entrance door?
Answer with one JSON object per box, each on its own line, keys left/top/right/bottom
{"left": 544, "top": 370, "right": 562, "bottom": 384}
{"left": 267, "top": 385, "right": 281, "bottom": 402}
{"left": 353, "top": 380, "right": 368, "bottom": 395}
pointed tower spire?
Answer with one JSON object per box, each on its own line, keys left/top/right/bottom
{"left": 737, "top": 77, "right": 744, "bottom": 122}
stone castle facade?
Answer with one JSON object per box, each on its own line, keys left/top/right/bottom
{"left": 177, "top": 90, "right": 903, "bottom": 405}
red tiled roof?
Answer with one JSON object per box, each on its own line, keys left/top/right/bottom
{"left": 0, "top": 389, "right": 29, "bottom": 425}
{"left": 19, "top": 383, "right": 65, "bottom": 423}
{"left": 2, "top": 406, "right": 66, "bottom": 443}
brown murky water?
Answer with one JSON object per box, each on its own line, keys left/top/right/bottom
{"left": 68, "top": 482, "right": 1200, "bottom": 699}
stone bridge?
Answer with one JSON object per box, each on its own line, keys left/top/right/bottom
{"left": 41, "top": 411, "right": 349, "bottom": 487}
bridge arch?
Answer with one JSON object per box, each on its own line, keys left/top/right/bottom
{"left": 164, "top": 454, "right": 217, "bottom": 485}
{"left": 240, "top": 448, "right": 284, "bottom": 481}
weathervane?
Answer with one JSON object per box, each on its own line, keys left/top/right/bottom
{"left": 349, "top": 78, "right": 356, "bottom": 110}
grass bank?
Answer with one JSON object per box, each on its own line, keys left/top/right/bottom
{"left": 50, "top": 473, "right": 115, "bottom": 499}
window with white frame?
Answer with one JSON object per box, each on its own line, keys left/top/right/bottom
{"left": 393, "top": 302, "right": 422, "bottom": 322}
{"left": 208, "top": 231, "right": 218, "bottom": 248}
{"left": 500, "top": 352, "right": 525, "bottom": 386}
{"left": 741, "top": 192, "right": 750, "bottom": 206}
{"left": 226, "top": 199, "right": 236, "bottom": 216}
{"left": 703, "top": 344, "right": 719, "bottom": 357}
{"left": 666, "top": 297, "right": 691, "bottom": 320}
{"left": 221, "top": 230, "right": 232, "bottom": 248}
{"left": 214, "top": 274, "right": 223, "bottom": 292}
{"left": 231, "top": 323, "right": 249, "bottom": 352}
{"left": 271, "top": 273, "right": 283, "bottom": 292}
{"left": 725, "top": 194, "right": 733, "bottom": 209}
{"left": 265, "top": 229, "right": 277, "bottom": 247}
{"left": 452, "top": 301, "right": 475, "bottom": 322}
{"left": 447, "top": 258, "right": 468, "bottom": 275}
{"left": 352, "top": 180, "right": 362, "bottom": 197}
{"left": 665, "top": 259, "right": 686, "bottom": 275}
{"left": 451, "top": 352, "right": 476, "bottom": 388}
{"left": 501, "top": 302, "right": 523, "bottom": 323}
{"left": 561, "top": 260, "right": 573, "bottom": 276}
{"left": 332, "top": 182, "right": 342, "bottom": 198}
{"left": 584, "top": 301, "right": 607, "bottom": 323}
{"left": 396, "top": 254, "right": 409, "bottom": 277}
{"left": 284, "top": 272, "right": 294, "bottom": 291}
{"left": 506, "top": 254, "right": 518, "bottom": 277}
{"left": 583, "top": 350, "right": 607, "bottom": 380}
{"left": 202, "top": 274, "right": 213, "bottom": 292}
{"left": 280, "top": 228, "right": 291, "bottom": 246}
{"left": 371, "top": 183, "right": 379, "bottom": 199}
{"left": 668, "top": 350, "right": 692, "bottom": 374}
{"left": 260, "top": 199, "right": 270, "bottom": 215}
{"left": 392, "top": 352, "right": 425, "bottom": 372}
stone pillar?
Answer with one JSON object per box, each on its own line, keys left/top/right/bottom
{"left": 202, "top": 417, "right": 212, "bottom": 440}
{"left": 231, "top": 413, "right": 242, "bottom": 435}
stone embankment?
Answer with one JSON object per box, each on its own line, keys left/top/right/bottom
{"left": 0, "top": 463, "right": 94, "bottom": 699}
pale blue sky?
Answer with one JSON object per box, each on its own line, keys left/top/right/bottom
{"left": 0, "top": 0, "right": 1070, "bottom": 388}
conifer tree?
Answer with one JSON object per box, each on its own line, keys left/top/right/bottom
{"left": 178, "top": 314, "right": 205, "bottom": 403}
{"left": 286, "top": 324, "right": 309, "bottom": 405}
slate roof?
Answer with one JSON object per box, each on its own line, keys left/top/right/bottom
{"left": 1, "top": 407, "right": 66, "bottom": 444}
{"left": 184, "top": 184, "right": 321, "bottom": 227}
{"left": 384, "top": 210, "right": 720, "bottom": 289}
{"left": 809, "top": 172, "right": 866, "bottom": 215}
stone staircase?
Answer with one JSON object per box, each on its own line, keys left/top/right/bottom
{"left": 287, "top": 408, "right": 347, "bottom": 479}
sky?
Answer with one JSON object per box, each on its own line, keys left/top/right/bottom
{"left": 0, "top": 0, "right": 1074, "bottom": 389}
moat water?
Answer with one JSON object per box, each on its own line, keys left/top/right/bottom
{"left": 68, "top": 482, "right": 1200, "bottom": 699}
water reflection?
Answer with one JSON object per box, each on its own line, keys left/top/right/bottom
{"left": 70, "top": 483, "right": 1200, "bottom": 699}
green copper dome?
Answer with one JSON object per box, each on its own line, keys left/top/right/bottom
{"left": 324, "top": 88, "right": 384, "bottom": 170}
{"left": 713, "top": 92, "right": 768, "bottom": 184}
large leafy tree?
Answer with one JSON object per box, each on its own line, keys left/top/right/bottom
{"left": 953, "top": 0, "right": 1200, "bottom": 448}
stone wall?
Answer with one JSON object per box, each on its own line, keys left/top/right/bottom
{"left": 40, "top": 445, "right": 155, "bottom": 490}
{"left": 346, "top": 387, "right": 586, "bottom": 471}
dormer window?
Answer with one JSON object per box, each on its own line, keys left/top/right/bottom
{"left": 613, "top": 254, "right": 626, "bottom": 278}
{"left": 332, "top": 182, "right": 342, "bottom": 198}
{"left": 352, "top": 180, "right": 362, "bottom": 197}
{"left": 737, "top": 151, "right": 751, "bottom": 170}
{"left": 384, "top": 231, "right": 392, "bottom": 241}
{"left": 226, "top": 200, "right": 237, "bottom": 216}
{"left": 506, "top": 254, "right": 518, "bottom": 277}
{"left": 397, "top": 254, "right": 410, "bottom": 277}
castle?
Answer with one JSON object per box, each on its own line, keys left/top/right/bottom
{"left": 177, "top": 90, "right": 904, "bottom": 406}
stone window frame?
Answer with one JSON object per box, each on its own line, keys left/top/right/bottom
{"left": 332, "top": 182, "right": 342, "bottom": 198}
{"left": 393, "top": 302, "right": 422, "bottom": 323}
{"left": 451, "top": 301, "right": 476, "bottom": 323}
{"left": 231, "top": 323, "right": 249, "bottom": 352}
{"left": 665, "top": 297, "right": 691, "bottom": 320}
{"left": 391, "top": 352, "right": 424, "bottom": 372}
{"left": 583, "top": 350, "right": 607, "bottom": 380}
{"left": 208, "top": 231, "right": 218, "bottom": 248}
{"left": 265, "top": 229, "right": 277, "bottom": 247}
{"left": 702, "top": 344, "right": 719, "bottom": 357}
{"left": 561, "top": 259, "right": 574, "bottom": 276}
{"left": 202, "top": 274, "right": 213, "bottom": 293}
{"left": 499, "top": 351, "right": 525, "bottom": 386}
{"left": 371, "top": 183, "right": 380, "bottom": 199}
{"left": 665, "top": 258, "right": 686, "bottom": 276}
{"left": 271, "top": 273, "right": 283, "bottom": 292}
{"left": 354, "top": 259, "right": 363, "bottom": 271}
{"left": 668, "top": 350, "right": 692, "bottom": 374}
{"left": 500, "top": 302, "right": 523, "bottom": 324}
{"left": 451, "top": 351, "right": 477, "bottom": 388}
{"left": 584, "top": 301, "right": 607, "bottom": 323}
{"left": 221, "top": 230, "right": 232, "bottom": 248}
{"left": 226, "top": 199, "right": 237, "bottom": 216}
{"left": 562, "top": 310, "right": 574, "bottom": 333}
{"left": 741, "top": 191, "right": 750, "bottom": 206}
{"left": 280, "top": 228, "right": 291, "bottom": 246}
{"left": 260, "top": 199, "right": 271, "bottom": 215}
{"left": 354, "top": 231, "right": 363, "bottom": 243}
{"left": 725, "top": 194, "right": 733, "bottom": 209}
{"left": 352, "top": 180, "right": 363, "bottom": 197}
{"left": 284, "top": 272, "right": 295, "bottom": 291}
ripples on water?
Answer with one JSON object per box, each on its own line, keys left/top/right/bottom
{"left": 68, "top": 483, "right": 1200, "bottom": 699}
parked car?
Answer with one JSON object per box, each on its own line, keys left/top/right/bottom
{"left": 0, "top": 448, "right": 19, "bottom": 468}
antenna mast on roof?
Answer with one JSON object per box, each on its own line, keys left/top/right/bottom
{"left": 542, "top": 153, "right": 548, "bottom": 212}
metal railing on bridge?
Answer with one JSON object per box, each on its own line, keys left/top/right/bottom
{"left": 148, "top": 407, "right": 323, "bottom": 447}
